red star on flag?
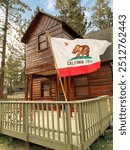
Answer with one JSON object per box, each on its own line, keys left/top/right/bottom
{"left": 64, "top": 42, "right": 69, "bottom": 46}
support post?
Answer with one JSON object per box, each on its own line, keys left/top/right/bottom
{"left": 64, "top": 77, "right": 68, "bottom": 99}
{"left": 57, "top": 76, "right": 60, "bottom": 102}
{"left": 59, "top": 77, "right": 68, "bottom": 101}
{"left": 68, "top": 76, "right": 71, "bottom": 100}
{"left": 68, "top": 77, "right": 73, "bottom": 116}
{"left": 25, "top": 75, "right": 28, "bottom": 100}
{"left": 30, "top": 75, "right": 33, "bottom": 100}
{"left": 57, "top": 76, "right": 61, "bottom": 117}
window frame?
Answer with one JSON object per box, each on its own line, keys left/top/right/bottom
{"left": 38, "top": 32, "right": 48, "bottom": 51}
{"left": 41, "top": 80, "right": 51, "bottom": 97}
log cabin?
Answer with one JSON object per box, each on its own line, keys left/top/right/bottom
{"left": 21, "top": 11, "right": 113, "bottom": 101}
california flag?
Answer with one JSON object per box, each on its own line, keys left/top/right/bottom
{"left": 50, "top": 37, "right": 111, "bottom": 77}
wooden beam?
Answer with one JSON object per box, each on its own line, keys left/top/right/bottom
{"left": 25, "top": 75, "right": 29, "bottom": 100}
{"left": 68, "top": 76, "right": 73, "bottom": 116}
{"left": 57, "top": 76, "right": 60, "bottom": 101}
{"left": 68, "top": 77, "right": 71, "bottom": 101}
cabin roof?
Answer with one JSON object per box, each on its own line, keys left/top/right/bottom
{"left": 21, "top": 11, "right": 82, "bottom": 43}
{"left": 84, "top": 27, "right": 113, "bottom": 62}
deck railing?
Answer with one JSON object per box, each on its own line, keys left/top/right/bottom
{"left": 0, "top": 95, "right": 112, "bottom": 150}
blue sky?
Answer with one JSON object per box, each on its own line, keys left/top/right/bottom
{"left": 21, "top": 0, "right": 112, "bottom": 20}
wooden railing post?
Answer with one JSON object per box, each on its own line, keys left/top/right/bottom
{"left": 78, "top": 103, "right": 86, "bottom": 150}
{"left": 0, "top": 98, "right": 112, "bottom": 150}
{"left": 65, "top": 103, "right": 72, "bottom": 150}
{"left": 110, "top": 96, "right": 113, "bottom": 115}
{"left": 98, "top": 95, "right": 110, "bottom": 134}
{"left": 97, "top": 97, "right": 102, "bottom": 135}
{"left": 23, "top": 103, "right": 29, "bottom": 141}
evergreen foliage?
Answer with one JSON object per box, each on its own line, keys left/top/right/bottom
{"left": 91, "top": 0, "right": 113, "bottom": 30}
{"left": 55, "top": 0, "right": 87, "bottom": 35}
{"left": 0, "top": 0, "right": 31, "bottom": 96}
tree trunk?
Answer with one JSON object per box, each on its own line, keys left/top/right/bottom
{"left": 0, "top": 1, "right": 9, "bottom": 99}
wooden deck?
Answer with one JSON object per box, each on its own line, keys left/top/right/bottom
{"left": 0, "top": 96, "right": 112, "bottom": 150}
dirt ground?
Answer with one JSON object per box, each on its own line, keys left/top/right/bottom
{"left": 90, "top": 129, "right": 113, "bottom": 150}
{"left": 0, "top": 135, "right": 46, "bottom": 150}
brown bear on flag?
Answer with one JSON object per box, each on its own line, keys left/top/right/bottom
{"left": 72, "top": 45, "right": 90, "bottom": 57}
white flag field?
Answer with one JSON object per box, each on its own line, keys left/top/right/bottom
{"left": 50, "top": 37, "right": 111, "bottom": 77}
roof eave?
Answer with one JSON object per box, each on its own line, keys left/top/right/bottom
{"left": 21, "top": 11, "right": 83, "bottom": 43}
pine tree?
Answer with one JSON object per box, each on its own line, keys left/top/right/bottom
{"left": 30, "top": 6, "right": 44, "bottom": 21}
{"left": 5, "top": 54, "right": 21, "bottom": 93}
{"left": 0, "top": 0, "right": 31, "bottom": 98}
{"left": 55, "top": 0, "right": 87, "bottom": 35}
{"left": 91, "top": 0, "right": 113, "bottom": 30}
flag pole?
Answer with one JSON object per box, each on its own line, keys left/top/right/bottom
{"left": 46, "top": 31, "right": 68, "bottom": 101}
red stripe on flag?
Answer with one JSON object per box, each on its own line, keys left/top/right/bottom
{"left": 57, "top": 62, "right": 101, "bottom": 77}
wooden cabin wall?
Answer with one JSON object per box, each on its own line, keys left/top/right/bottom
{"left": 88, "top": 63, "right": 113, "bottom": 98}
{"left": 32, "top": 78, "right": 41, "bottom": 100}
{"left": 25, "top": 16, "right": 78, "bottom": 75}
{"left": 51, "top": 77, "right": 57, "bottom": 100}
{"left": 71, "top": 62, "right": 112, "bottom": 100}
{"left": 26, "top": 15, "right": 63, "bottom": 75}
{"left": 32, "top": 76, "right": 57, "bottom": 100}
{"left": 72, "top": 74, "right": 90, "bottom": 100}
{"left": 31, "top": 62, "right": 112, "bottom": 101}
{"left": 68, "top": 77, "right": 75, "bottom": 100}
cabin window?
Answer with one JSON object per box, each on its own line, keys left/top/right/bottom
{"left": 74, "top": 75, "right": 89, "bottom": 97}
{"left": 41, "top": 81, "right": 50, "bottom": 97}
{"left": 38, "top": 33, "right": 47, "bottom": 51}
